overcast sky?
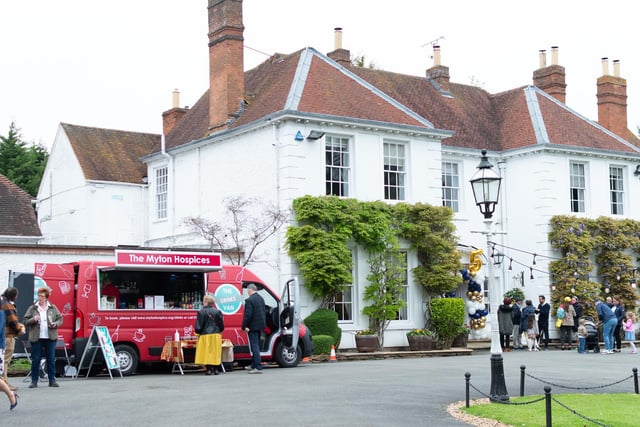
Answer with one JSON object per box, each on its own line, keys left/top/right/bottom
{"left": 1, "top": 0, "right": 638, "bottom": 148}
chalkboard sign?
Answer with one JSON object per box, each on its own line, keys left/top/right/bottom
{"left": 75, "top": 326, "right": 122, "bottom": 379}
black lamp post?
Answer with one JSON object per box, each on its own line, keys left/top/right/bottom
{"left": 469, "top": 149, "right": 509, "bottom": 402}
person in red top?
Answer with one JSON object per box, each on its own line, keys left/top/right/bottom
{"left": 101, "top": 278, "right": 121, "bottom": 308}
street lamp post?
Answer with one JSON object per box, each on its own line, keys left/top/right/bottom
{"left": 469, "top": 149, "right": 509, "bottom": 402}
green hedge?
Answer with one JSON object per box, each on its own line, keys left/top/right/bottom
{"left": 429, "top": 297, "right": 465, "bottom": 349}
{"left": 304, "top": 308, "right": 342, "bottom": 348}
{"left": 312, "top": 334, "right": 334, "bottom": 355}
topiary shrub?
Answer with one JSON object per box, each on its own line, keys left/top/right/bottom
{"left": 304, "top": 308, "right": 342, "bottom": 348}
{"left": 428, "top": 297, "right": 465, "bottom": 349}
{"left": 312, "top": 334, "right": 334, "bottom": 355}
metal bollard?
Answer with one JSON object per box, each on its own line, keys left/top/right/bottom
{"left": 520, "top": 365, "right": 526, "bottom": 397}
{"left": 544, "top": 386, "right": 552, "bottom": 427}
{"left": 465, "top": 372, "right": 471, "bottom": 408}
{"left": 633, "top": 368, "right": 638, "bottom": 394}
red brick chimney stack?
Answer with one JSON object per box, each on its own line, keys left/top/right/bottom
{"left": 426, "top": 45, "right": 450, "bottom": 92}
{"left": 162, "top": 89, "right": 189, "bottom": 135}
{"left": 208, "top": 0, "right": 245, "bottom": 132}
{"left": 597, "top": 57, "right": 628, "bottom": 138}
{"left": 533, "top": 46, "right": 566, "bottom": 103}
{"left": 327, "top": 27, "right": 351, "bottom": 66}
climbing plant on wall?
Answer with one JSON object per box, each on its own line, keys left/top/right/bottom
{"left": 286, "top": 196, "right": 461, "bottom": 308}
{"left": 548, "top": 215, "right": 640, "bottom": 313}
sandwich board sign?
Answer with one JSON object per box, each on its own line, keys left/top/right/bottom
{"left": 75, "top": 326, "right": 122, "bottom": 379}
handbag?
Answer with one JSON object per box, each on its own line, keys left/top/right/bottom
{"left": 555, "top": 317, "right": 563, "bottom": 328}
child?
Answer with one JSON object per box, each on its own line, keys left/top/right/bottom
{"left": 526, "top": 313, "right": 539, "bottom": 351}
{"left": 577, "top": 318, "right": 588, "bottom": 354}
{"left": 623, "top": 312, "right": 637, "bottom": 354}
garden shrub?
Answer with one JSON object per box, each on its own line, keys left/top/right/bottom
{"left": 304, "top": 308, "right": 342, "bottom": 348}
{"left": 429, "top": 297, "right": 465, "bottom": 349}
{"left": 312, "top": 334, "right": 334, "bottom": 355}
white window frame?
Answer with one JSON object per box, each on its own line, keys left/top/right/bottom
{"left": 383, "top": 141, "right": 406, "bottom": 201}
{"left": 609, "top": 165, "right": 624, "bottom": 215}
{"left": 325, "top": 135, "right": 350, "bottom": 197}
{"left": 569, "top": 162, "right": 586, "bottom": 213}
{"left": 442, "top": 161, "right": 460, "bottom": 212}
{"left": 155, "top": 166, "right": 168, "bottom": 220}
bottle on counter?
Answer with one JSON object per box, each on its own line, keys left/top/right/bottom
{"left": 174, "top": 329, "right": 180, "bottom": 341}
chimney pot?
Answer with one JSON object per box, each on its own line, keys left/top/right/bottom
{"left": 550, "top": 46, "right": 558, "bottom": 65}
{"left": 334, "top": 27, "right": 343, "bottom": 50}
{"left": 613, "top": 59, "right": 621, "bottom": 77}
{"left": 172, "top": 89, "right": 180, "bottom": 109}
{"left": 538, "top": 50, "right": 547, "bottom": 68}
{"left": 433, "top": 45, "right": 441, "bottom": 66}
{"left": 601, "top": 57, "right": 609, "bottom": 75}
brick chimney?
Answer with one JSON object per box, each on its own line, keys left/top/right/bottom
{"left": 208, "top": 0, "right": 245, "bottom": 132}
{"left": 533, "top": 46, "right": 566, "bottom": 103}
{"left": 162, "top": 89, "right": 189, "bottom": 135}
{"left": 426, "top": 45, "right": 450, "bottom": 93}
{"left": 327, "top": 27, "right": 351, "bottom": 66}
{"left": 597, "top": 57, "right": 628, "bottom": 138}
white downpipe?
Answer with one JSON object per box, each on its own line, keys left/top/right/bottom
{"left": 161, "top": 135, "right": 176, "bottom": 246}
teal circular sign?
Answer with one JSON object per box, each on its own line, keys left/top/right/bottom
{"left": 214, "top": 284, "right": 242, "bottom": 315}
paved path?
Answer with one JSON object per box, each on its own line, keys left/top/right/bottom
{"left": 4, "top": 349, "right": 638, "bottom": 426}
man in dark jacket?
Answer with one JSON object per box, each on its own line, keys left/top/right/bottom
{"left": 511, "top": 298, "right": 523, "bottom": 349}
{"left": 535, "top": 295, "right": 551, "bottom": 350}
{"left": 241, "top": 284, "right": 266, "bottom": 374}
{"left": 571, "top": 296, "right": 583, "bottom": 334}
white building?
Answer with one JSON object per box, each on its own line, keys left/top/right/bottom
{"left": 31, "top": 1, "right": 640, "bottom": 348}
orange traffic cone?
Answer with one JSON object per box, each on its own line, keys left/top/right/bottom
{"left": 301, "top": 356, "right": 311, "bottom": 364}
{"left": 329, "top": 345, "right": 337, "bottom": 362}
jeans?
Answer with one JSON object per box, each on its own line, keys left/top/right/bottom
{"left": 247, "top": 331, "right": 262, "bottom": 370}
{"left": 602, "top": 317, "right": 618, "bottom": 351}
{"left": 578, "top": 337, "right": 586, "bottom": 353}
{"left": 31, "top": 338, "right": 57, "bottom": 384}
{"left": 560, "top": 326, "right": 573, "bottom": 348}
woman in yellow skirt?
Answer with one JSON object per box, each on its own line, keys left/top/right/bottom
{"left": 194, "top": 295, "right": 225, "bottom": 375}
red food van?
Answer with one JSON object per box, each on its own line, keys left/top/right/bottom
{"left": 34, "top": 249, "right": 313, "bottom": 375}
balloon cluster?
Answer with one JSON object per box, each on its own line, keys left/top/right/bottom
{"left": 460, "top": 268, "right": 488, "bottom": 330}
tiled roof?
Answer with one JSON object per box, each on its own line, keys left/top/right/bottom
{"left": 62, "top": 123, "right": 160, "bottom": 183}
{"left": 162, "top": 47, "right": 639, "bottom": 157}
{"left": 0, "top": 173, "right": 41, "bottom": 237}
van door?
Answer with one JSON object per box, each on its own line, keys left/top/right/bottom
{"left": 280, "top": 278, "right": 299, "bottom": 351}
{"left": 34, "top": 263, "right": 77, "bottom": 347}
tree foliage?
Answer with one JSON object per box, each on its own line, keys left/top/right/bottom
{"left": 183, "top": 196, "right": 289, "bottom": 266}
{"left": 0, "top": 122, "right": 48, "bottom": 196}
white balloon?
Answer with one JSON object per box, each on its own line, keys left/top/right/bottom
{"left": 468, "top": 308, "right": 476, "bottom": 315}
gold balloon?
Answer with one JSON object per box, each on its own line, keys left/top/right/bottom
{"left": 467, "top": 291, "right": 473, "bottom": 298}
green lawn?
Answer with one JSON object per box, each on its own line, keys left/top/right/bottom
{"left": 463, "top": 393, "right": 639, "bottom": 426}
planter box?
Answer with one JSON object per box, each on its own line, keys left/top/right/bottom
{"left": 355, "top": 335, "right": 378, "bottom": 353}
{"left": 452, "top": 333, "right": 468, "bottom": 348}
{"left": 407, "top": 335, "right": 434, "bottom": 351}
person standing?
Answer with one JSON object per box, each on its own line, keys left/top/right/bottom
{"left": 559, "top": 297, "right": 576, "bottom": 350}
{"left": 23, "top": 287, "right": 63, "bottom": 388}
{"left": 194, "top": 295, "right": 225, "bottom": 375}
{"left": 577, "top": 318, "right": 588, "bottom": 354}
{"left": 1, "top": 287, "right": 25, "bottom": 391}
{"left": 242, "top": 284, "right": 266, "bottom": 374}
{"left": 511, "top": 298, "right": 523, "bottom": 350}
{"left": 535, "top": 295, "right": 551, "bottom": 350}
{"left": 0, "top": 308, "right": 18, "bottom": 410}
{"left": 623, "top": 312, "right": 636, "bottom": 354}
{"left": 571, "top": 296, "right": 583, "bottom": 340}
{"left": 595, "top": 297, "right": 618, "bottom": 354}
{"left": 525, "top": 313, "right": 539, "bottom": 351}
{"left": 612, "top": 295, "right": 626, "bottom": 352}
{"left": 497, "top": 298, "right": 513, "bottom": 351}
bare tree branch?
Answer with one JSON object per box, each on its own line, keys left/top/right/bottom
{"left": 183, "top": 196, "right": 289, "bottom": 266}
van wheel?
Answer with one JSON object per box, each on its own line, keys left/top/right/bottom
{"left": 274, "top": 341, "right": 301, "bottom": 368}
{"left": 114, "top": 344, "right": 138, "bottom": 376}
